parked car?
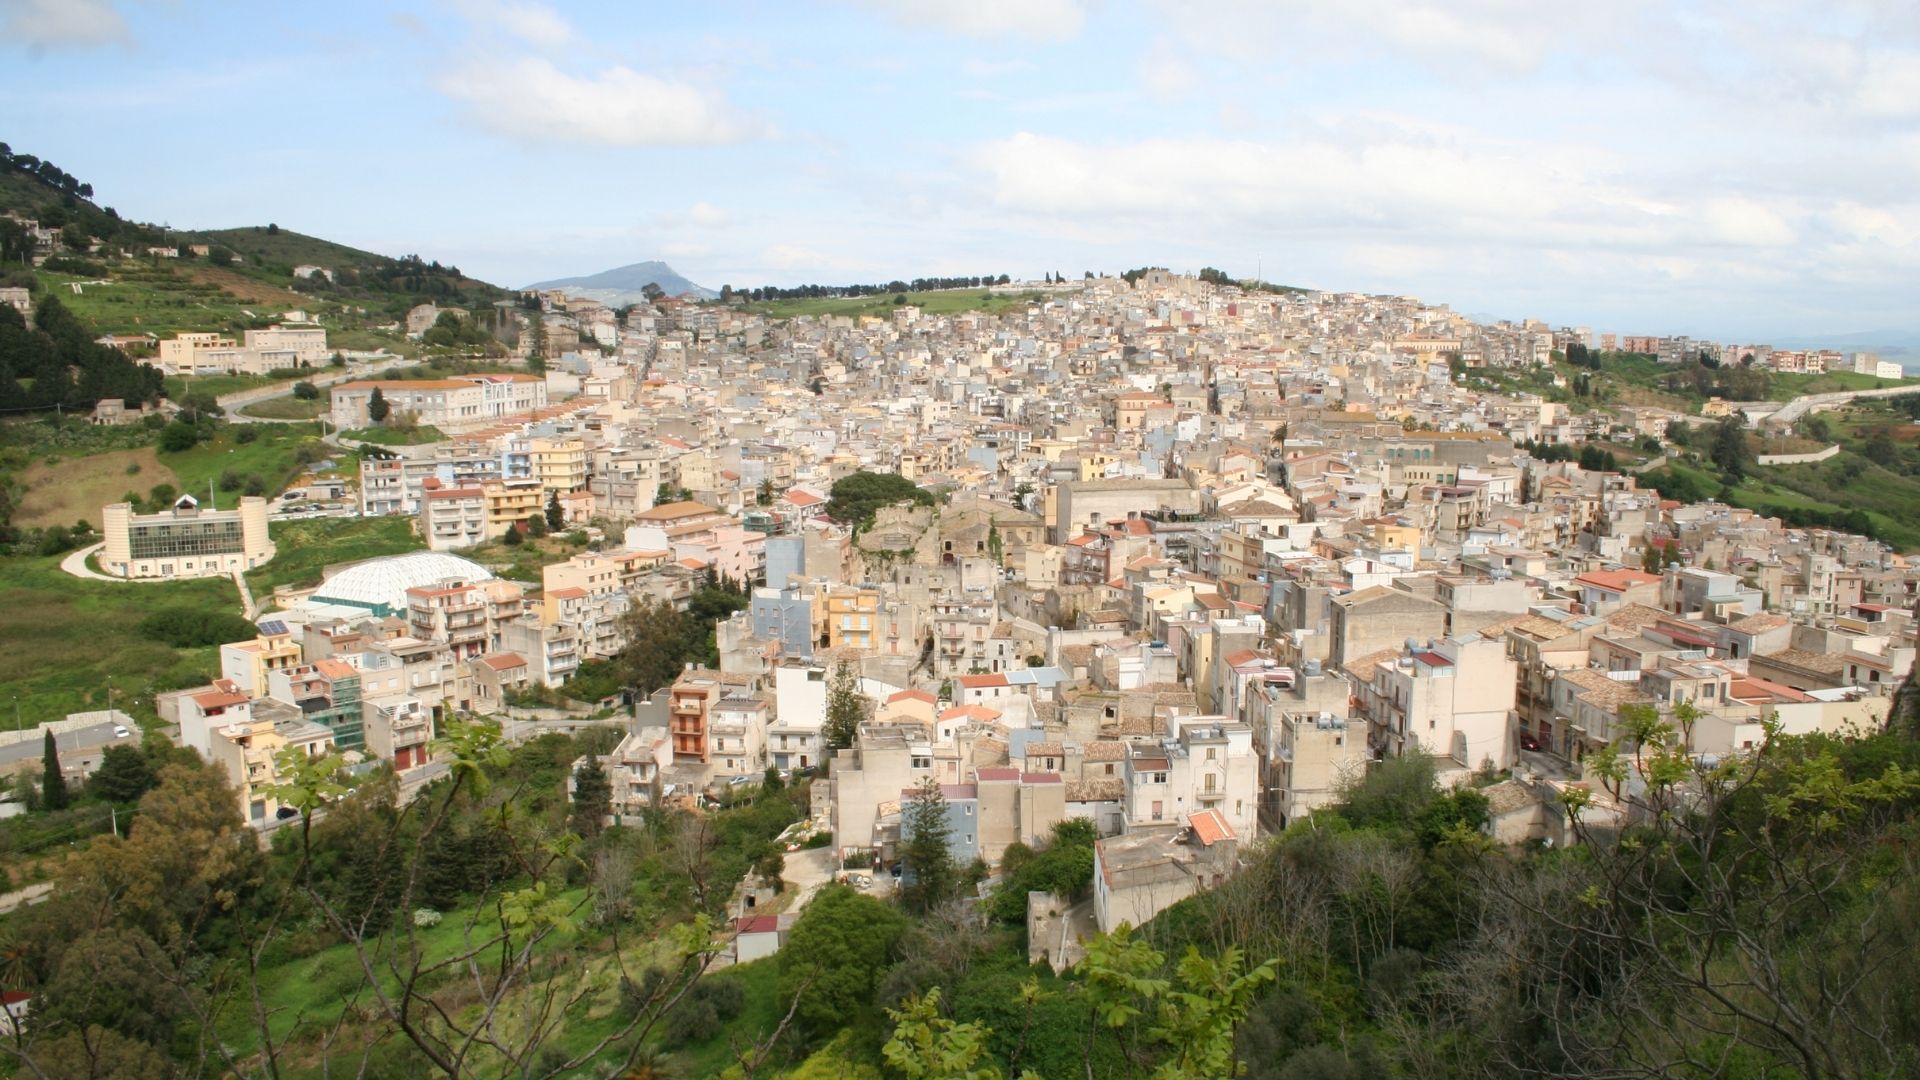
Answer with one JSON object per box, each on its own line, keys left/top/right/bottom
{"left": 113, "top": 725, "right": 131, "bottom": 739}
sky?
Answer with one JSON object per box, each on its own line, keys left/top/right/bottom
{"left": 2, "top": 0, "right": 1917, "bottom": 340}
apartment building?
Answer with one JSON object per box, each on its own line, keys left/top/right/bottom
{"left": 329, "top": 373, "right": 547, "bottom": 429}
{"left": 419, "top": 481, "right": 488, "bottom": 551}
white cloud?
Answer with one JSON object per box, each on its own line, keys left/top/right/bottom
{"left": 438, "top": 57, "right": 752, "bottom": 146}
{"left": 452, "top": 0, "right": 575, "bottom": 49}
{"left": 857, "top": 0, "right": 1091, "bottom": 42}
{"left": 763, "top": 244, "right": 828, "bottom": 270}
{"left": 689, "top": 201, "right": 729, "bottom": 226}
{"left": 2, "top": 0, "right": 125, "bottom": 48}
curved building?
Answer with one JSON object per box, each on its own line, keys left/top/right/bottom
{"left": 100, "top": 494, "right": 274, "bottom": 579}
{"left": 310, "top": 551, "right": 495, "bottom": 616}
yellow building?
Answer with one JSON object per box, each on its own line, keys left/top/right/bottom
{"left": 482, "top": 478, "right": 545, "bottom": 537}
{"left": 531, "top": 437, "right": 589, "bottom": 494}
{"left": 825, "top": 585, "right": 881, "bottom": 653}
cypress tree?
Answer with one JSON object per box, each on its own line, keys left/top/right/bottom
{"left": 41, "top": 729, "right": 68, "bottom": 811}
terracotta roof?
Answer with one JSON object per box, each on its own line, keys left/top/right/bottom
{"left": 477, "top": 653, "right": 528, "bottom": 672}
{"left": 1187, "top": 808, "right": 1235, "bottom": 846}
{"left": 1574, "top": 568, "right": 1662, "bottom": 593}
{"left": 887, "top": 689, "right": 936, "bottom": 705}
{"left": 956, "top": 673, "right": 1009, "bottom": 689}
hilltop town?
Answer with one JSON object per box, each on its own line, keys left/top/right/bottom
{"left": 5, "top": 255, "right": 1919, "bottom": 1075}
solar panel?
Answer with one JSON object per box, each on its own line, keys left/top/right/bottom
{"left": 257, "top": 620, "right": 289, "bottom": 636}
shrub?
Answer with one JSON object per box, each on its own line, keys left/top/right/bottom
{"left": 158, "top": 423, "right": 199, "bottom": 452}
{"left": 138, "top": 607, "right": 258, "bottom": 648}
{"left": 235, "top": 426, "right": 258, "bottom": 444}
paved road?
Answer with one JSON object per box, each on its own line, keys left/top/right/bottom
{"left": 59, "top": 542, "right": 122, "bottom": 583}
{"left": 226, "top": 355, "right": 415, "bottom": 424}
{"left": 0, "top": 721, "right": 137, "bottom": 770}
{"left": 1759, "top": 385, "right": 1920, "bottom": 428}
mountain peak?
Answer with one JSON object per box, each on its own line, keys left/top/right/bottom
{"left": 522, "top": 260, "right": 715, "bottom": 302}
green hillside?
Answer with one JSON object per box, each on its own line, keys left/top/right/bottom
{"left": 0, "top": 142, "right": 508, "bottom": 340}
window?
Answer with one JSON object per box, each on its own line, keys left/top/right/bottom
{"left": 964, "top": 805, "right": 973, "bottom": 816}
{"left": 1205, "top": 747, "right": 1216, "bottom": 760}
{"left": 1151, "top": 800, "right": 1163, "bottom": 820}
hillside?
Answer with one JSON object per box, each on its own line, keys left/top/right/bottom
{"left": 524, "top": 259, "right": 716, "bottom": 302}
{"left": 0, "top": 142, "right": 508, "bottom": 337}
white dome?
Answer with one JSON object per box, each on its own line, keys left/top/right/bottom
{"left": 313, "top": 551, "right": 495, "bottom": 614}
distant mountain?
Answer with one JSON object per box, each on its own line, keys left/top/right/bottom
{"left": 523, "top": 261, "right": 716, "bottom": 303}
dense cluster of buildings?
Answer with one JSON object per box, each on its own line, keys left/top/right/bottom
{"left": 136, "top": 272, "right": 1914, "bottom": 942}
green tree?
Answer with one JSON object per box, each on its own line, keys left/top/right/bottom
{"left": 157, "top": 422, "right": 198, "bottom": 452}
{"left": 544, "top": 490, "right": 565, "bottom": 531}
{"left": 526, "top": 513, "right": 548, "bottom": 539}
{"left": 41, "top": 729, "right": 68, "bottom": 811}
{"left": 778, "top": 884, "right": 908, "bottom": 1034}
{"left": 569, "top": 754, "right": 611, "bottom": 840}
{"left": 1710, "top": 413, "right": 1753, "bottom": 482}
{"left": 88, "top": 745, "right": 157, "bottom": 804}
{"left": 884, "top": 987, "right": 1017, "bottom": 1080}
{"left": 822, "top": 659, "right": 867, "bottom": 751}
{"left": 901, "top": 778, "right": 957, "bottom": 914}
{"left": 367, "top": 385, "right": 390, "bottom": 424}
{"left": 613, "top": 597, "right": 696, "bottom": 697}
{"left": 502, "top": 524, "right": 523, "bottom": 547}
{"left": 824, "top": 470, "right": 934, "bottom": 531}
{"left": 291, "top": 380, "right": 319, "bottom": 400}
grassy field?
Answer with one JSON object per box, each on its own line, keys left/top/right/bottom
{"left": 0, "top": 555, "right": 239, "bottom": 728}
{"left": 160, "top": 423, "right": 329, "bottom": 502}
{"left": 162, "top": 372, "right": 303, "bottom": 400}
{"left": 1659, "top": 457, "right": 1920, "bottom": 551}
{"left": 248, "top": 515, "right": 422, "bottom": 594}
{"left": 343, "top": 425, "right": 446, "bottom": 446}
{"left": 12, "top": 445, "right": 172, "bottom": 529}
{"left": 744, "top": 288, "right": 1053, "bottom": 320}
{"left": 238, "top": 395, "right": 326, "bottom": 420}
{"left": 36, "top": 267, "right": 288, "bottom": 336}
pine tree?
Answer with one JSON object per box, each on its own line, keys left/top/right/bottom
{"left": 822, "top": 659, "right": 867, "bottom": 751}
{"left": 900, "top": 778, "right": 955, "bottom": 914}
{"left": 367, "top": 386, "right": 389, "bottom": 424}
{"left": 41, "top": 730, "right": 68, "bottom": 811}
{"left": 569, "top": 756, "right": 611, "bottom": 839}
{"left": 544, "top": 490, "right": 564, "bottom": 531}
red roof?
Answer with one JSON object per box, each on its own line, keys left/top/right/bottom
{"left": 975, "top": 767, "right": 1020, "bottom": 782}
{"left": 956, "top": 673, "right": 1008, "bottom": 689}
{"left": 887, "top": 689, "right": 936, "bottom": 705}
{"left": 1187, "top": 809, "right": 1235, "bottom": 846}
{"left": 735, "top": 915, "right": 780, "bottom": 935}
{"left": 1574, "top": 569, "right": 1662, "bottom": 594}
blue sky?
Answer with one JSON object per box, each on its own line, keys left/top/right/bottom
{"left": 3, "top": 0, "right": 1917, "bottom": 340}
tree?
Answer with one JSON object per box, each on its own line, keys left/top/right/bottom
{"left": 613, "top": 597, "right": 696, "bottom": 697}
{"left": 291, "top": 380, "right": 319, "bottom": 400}
{"left": 569, "top": 755, "right": 610, "bottom": 839}
{"left": 778, "top": 884, "right": 908, "bottom": 1034}
{"left": 526, "top": 513, "right": 548, "bottom": 539}
{"left": 824, "top": 470, "right": 935, "bottom": 531}
{"left": 502, "top": 523, "right": 523, "bottom": 546}
{"left": 544, "top": 490, "right": 565, "bottom": 531}
{"left": 1710, "top": 412, "right": 1754, "bottom": 482}
{"left": 901, "top": 778, "right": 957, "bottom": 914}
{"left": 367, "top": 385, "right": 390, "bottom": 424}
{"left": 89, "top": 744, "right": 157, "bottom": 804}
{"left": 157, "top": 422, "right": 198, "bottom": 452}
{"left": 41, "top": 729, "right": 68, "bottom": 811}
{"left": 822, "top": 658, "right": 867, "bottom": 751}
{"left": 884, "top": 988, "right": 1009, "bottom": 1080}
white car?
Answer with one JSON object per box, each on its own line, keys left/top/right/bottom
{"left": 113, "top": 725, "right": 131, "bottom": 738}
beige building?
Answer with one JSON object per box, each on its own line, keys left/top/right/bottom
{"left": 329, "top": 373, "right": 547, "bottom": 430}
{"left": 531, "top": 437, "right": 589, "bottom": 494}
{"left": 100, "top": 495, "right": 273, "bottom": 579}
{"left": 1092, "top": 810, "right": 1239, "bottom": 933}
{"left": 419, "top": 481, "right": 488, "bottom": 551}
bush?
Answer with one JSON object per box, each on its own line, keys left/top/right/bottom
{"left": 138, "top": 607, "right": 258, "bottom": 648}
{"left": 218, "top": 469, "right": 244, "bottom": 492}
{"left": 235, "top": 426, "right": 258, "bottom": 444}
{"left": 158, "top": 422, "right": 199, "bottom": 452}
{"left": 292, "top": 381, "right": 319, "bottom": 400}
